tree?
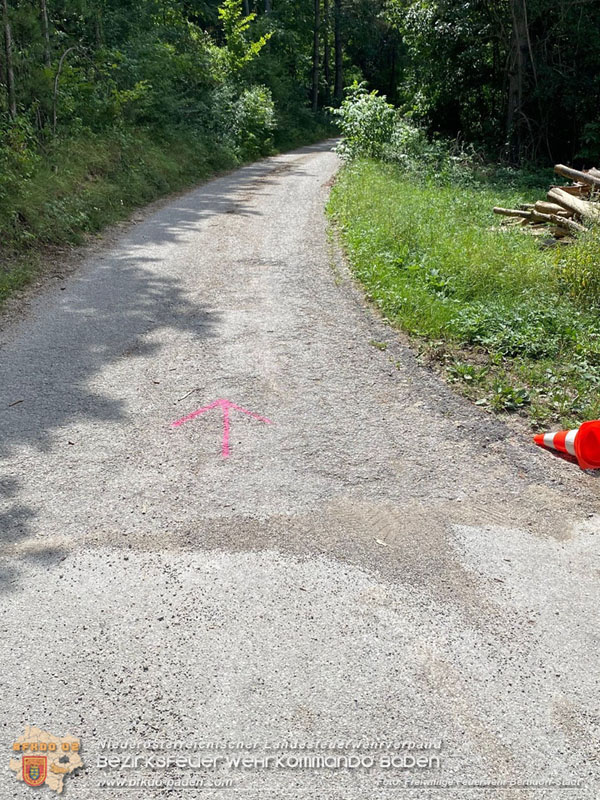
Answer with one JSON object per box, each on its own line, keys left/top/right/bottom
{"left": 334, "top": 0, "right": 343, "bottom": 102}
{"left": 1, "top": 0, "right": 16, "bottom": 119}
{"left": 2, "top": 0, "right": 597, "bottom": 170}
{"left": 507, "top": 0, "right": 530, "bottom": 162}
{"left": 40, "top": 0, "right": 51, "bottom": 67}
{"left": 311, "top": 0, "right": 320, "bottom": 111}
{"left": 323, "top": 0, "right": 331, "bottom": 103}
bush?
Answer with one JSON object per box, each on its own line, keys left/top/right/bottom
{"left": 331, "top": 82, "right": 396, "bottom": 160}
{"left": 232, "top": 85, "right": 276, "bottom": 158}
{"left": 0, "top": 118, "right": 42, "bottom": 243}
{"left": 332, "top": 84, "right": 478, "bottom": 183}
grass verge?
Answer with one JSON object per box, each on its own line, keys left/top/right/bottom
{"left": 0, "top": 119, "right": 335, "bottom": 308}
{"left": 0, "top": 127, "right": 238, "bottom": 306}
{"left": 328, "top": 159, "right": 600, "bottom": 430}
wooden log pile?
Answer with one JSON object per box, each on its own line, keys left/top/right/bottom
{"left": 493, "top": 164, "right": 600, "bottom": 244}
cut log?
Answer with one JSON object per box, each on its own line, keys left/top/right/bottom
{"left": 493, "top": 207, "right": 533, "bottom": 218}
{"left": 550, "top": 184, "right": 589, "bottom": 197}
{"left": 555, "top": 163, "right": 600, "bottom": 190}
{"left": 492, "top": 167, "right": 598, "bottom": 244}
{"left": 534, "top": 201, "right": 572, "bottom": 217}
{"left": 547, "top": 188, "right": 600, "bottom": 222}
{"left": 531, "top": 211, "right": 552, "bottom": 223}
{"left": 548, "top": 214, "right": 587, "bottom": 233}
{"left": 530, "top": 209, "right": 586, "bottom": 234}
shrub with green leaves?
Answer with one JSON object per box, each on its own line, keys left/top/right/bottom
{"left": 232, "top": 85, "right": 276, "bottom": 159}
{"left": 384, "top": 119, "right": 466, "bottom": 172}
{"left": 448, "top": 301, "right": 579, "bottom": 359}
{"left": 333, "top": 86, "right": 478, "bottom": 185}
{"left": 331, "top": 82, "right": 396, "bottom": 161}
{"left": 0, "top": 118, "right": 41, "bottom": 242}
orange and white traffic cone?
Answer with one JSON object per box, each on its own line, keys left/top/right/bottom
{"left": 533, "top": 420, "right": 600, "bottom": 470}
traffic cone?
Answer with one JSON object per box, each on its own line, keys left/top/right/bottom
{"left": 533, "top": 420, "right": 600, "bottom": 470}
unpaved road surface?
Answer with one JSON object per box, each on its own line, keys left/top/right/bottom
{"left": 1, "top": 141, "right": 598, "bottom": 799}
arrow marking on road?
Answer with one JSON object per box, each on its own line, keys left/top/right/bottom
{"left": 171, "top": 399, "right": 272, "bottom": 458}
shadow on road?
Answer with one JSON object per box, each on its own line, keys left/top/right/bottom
{"left": 0, "top": 254, "right": 220, "bottom": 589}
{"left": 0, "top": 139, "right": 336, "bottom": 591}
{"left": 125, "top": 143, "right": 331, "bottom": 247}
{"left": 1, "top": 255, "right": 220, "bottom": 589}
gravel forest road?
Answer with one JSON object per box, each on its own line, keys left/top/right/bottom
{"left": 0, "top": 140, "right": 598, "bottom": 799}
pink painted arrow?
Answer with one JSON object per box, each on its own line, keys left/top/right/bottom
{"left": 171, "top": 399, "right": 272, "bottom": 458}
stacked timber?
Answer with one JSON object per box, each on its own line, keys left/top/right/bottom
{"left": 493, "top": 164, "right": 600, "bottom": 244}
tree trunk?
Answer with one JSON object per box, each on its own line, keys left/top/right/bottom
{"left": 243, "top": 0, "right": 250, "bottom": 15}
{"left": 388, "top": 39, "right": 397, "bottom": 101}
{"left": 334, "top": 0, "right": 342, "bottom": 103}
{"left": 323, "top": 0, "right": 331, "bottom": 105}
{"left": 1, "top": 0, "right": 16, "bottom": 119}
{"left": 264, "top": 0, "right": 271, "bottom": 12}
{"left": 40, "top": 0, "right": 51, "bottom": 66}
{"left": 53, "top": 46, "right": 77, "bottom": 135}
{"left": 506, "top": 0, "right": 529, "bottom": 162}
{"left": 493, "top": 207, "right": 533, "bottom": 218}
{"left": 311, "top": 0, "right": 320, "bottom": 112}
{"left": 94, "top": 7, "right": 104, "bottom": 49}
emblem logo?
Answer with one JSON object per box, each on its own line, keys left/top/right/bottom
{"left": 10, "top": 727, "right": 82, "bottom": 794}
{"left": 23, "top": 755, "right": 47, "bottom": 787}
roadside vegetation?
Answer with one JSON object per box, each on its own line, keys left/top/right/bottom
{"left": 328, "top": 87, "right": 600, "bottom": 429}
{"left": 2, "top": 0, "right": 600, "bottom": 433}
{"left": 0, "top": 0, "right": 339, "bottom": 306}
{"left": 0, "top": 128, "right": 240, "bottom": 303}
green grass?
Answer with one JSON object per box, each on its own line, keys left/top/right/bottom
{"left": 0, "top": 256, "right": 39, "bottom": 304}
{"left": 0, "top": 126, "right": 240, "bottom": 305}
{"left": 328, "top": 159, "right": 600, "bottom": 429}
{"left": 0, "top": 117, "right": 335, "bottom": 307}
{"left": 0, "top": 129, "right": 244, "bottom": 253}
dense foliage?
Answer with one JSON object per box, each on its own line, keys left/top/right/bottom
{"left": 336, "top": 0, "right": 600, "bottom": 165}
{"left": 1, "top": 0, "right": 598, "bottom": 234}
{"left": 0, "top": 0, "right": 340, "bottom": 257}
{"left": 391, "top": 0, "right": 600, "bottom": 165}
{"left": 1, "top": 0, "right": 598, "bottom": 306}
